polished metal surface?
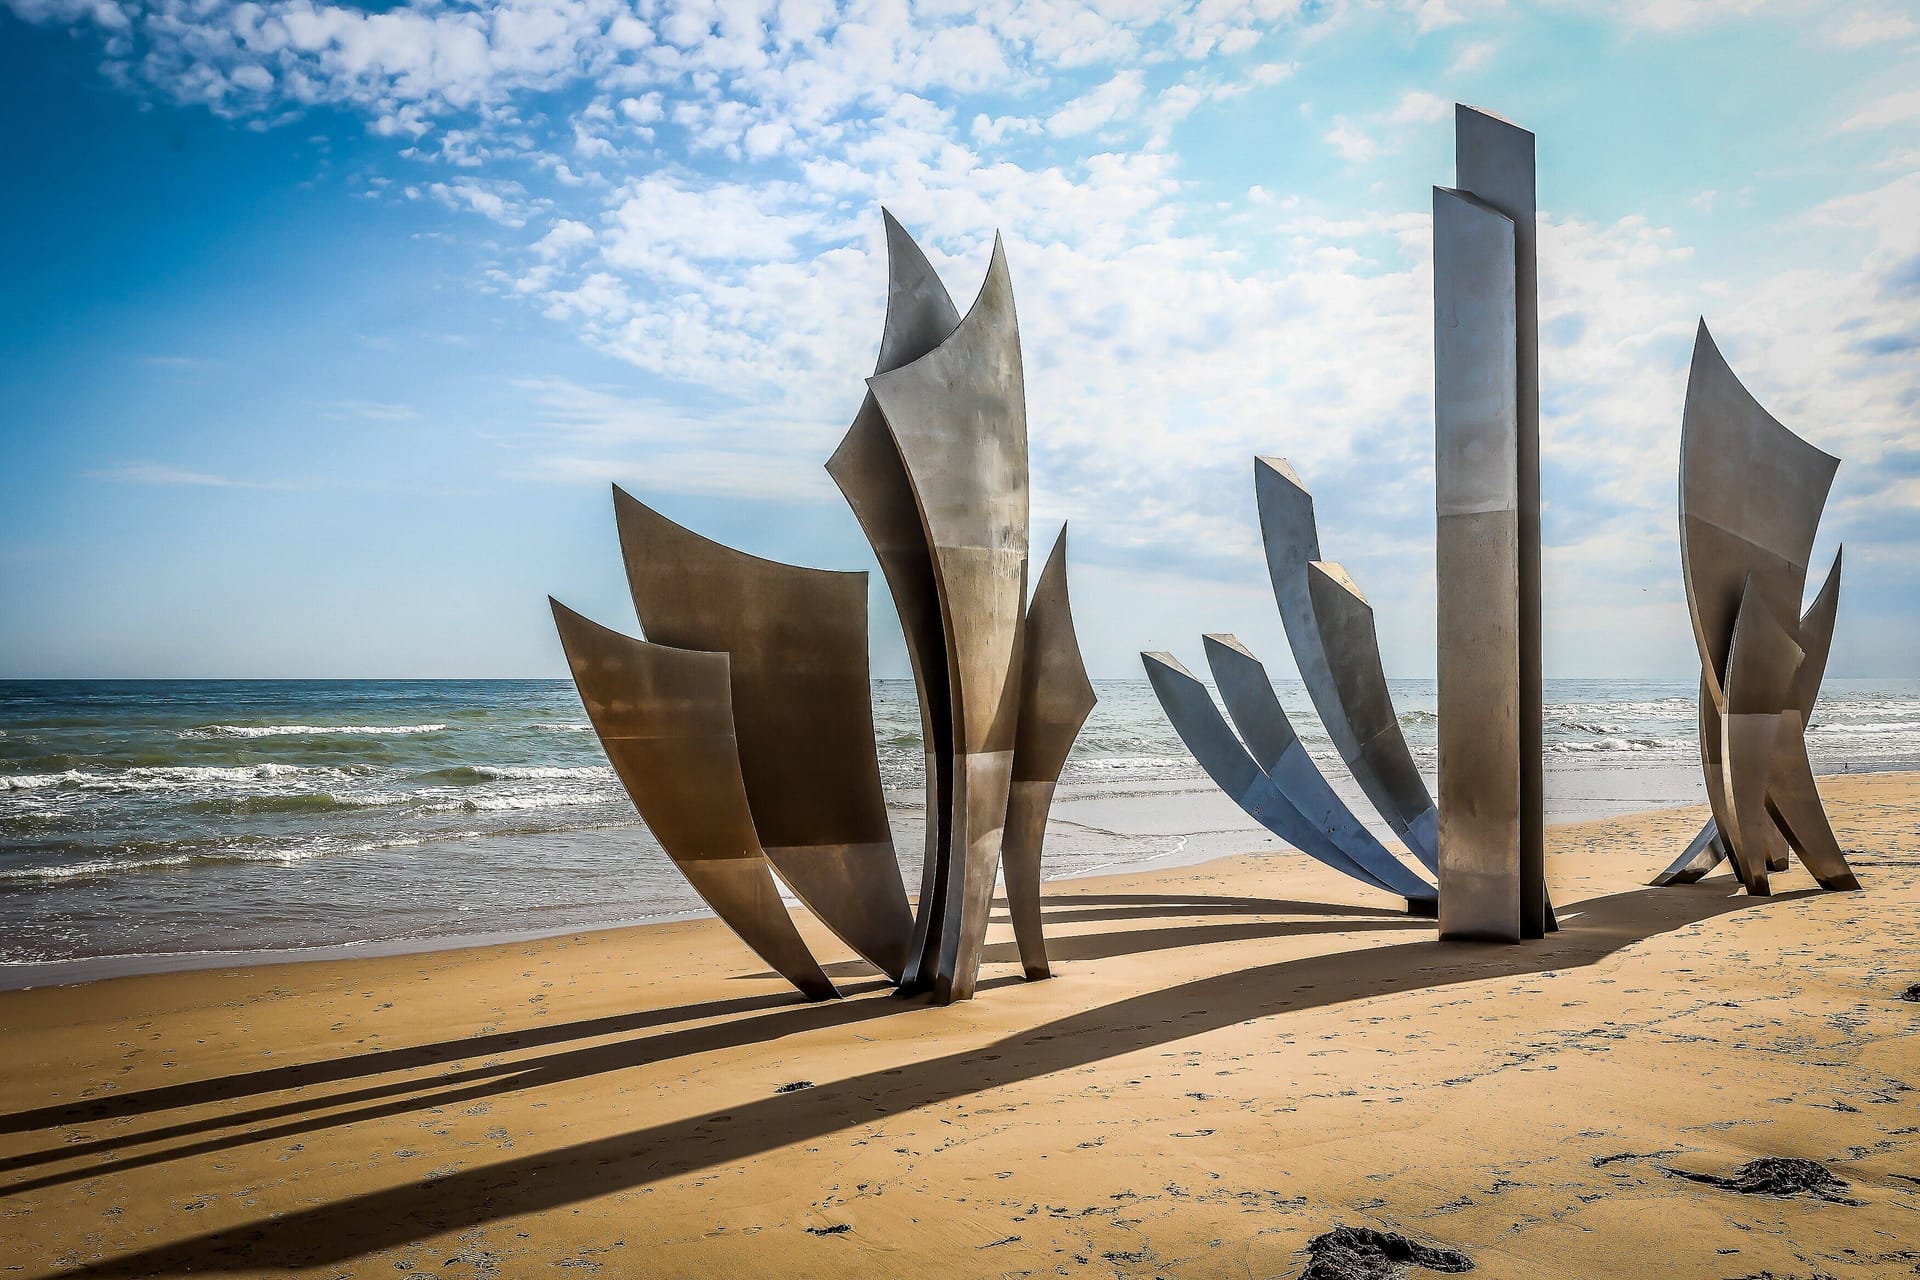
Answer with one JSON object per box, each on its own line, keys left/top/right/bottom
{"left": 1142, "top": 650, "right": 1406, "bottom": 897}
{"left": 1681, "top": 322, "right": 1839, "bottom": 707}
{"left": 1455, "top": 108, "right": 1547, "bottom": 933}
{"left": 1002, "top": 525, "right": 1098, "bottom": 980}
{"left": 1302, "top": 561, "right": 1442, "bottom": 873}
{"left": 549, "top": 599, "right": 837, "bottom": 1000}
{"left": 826, "top": 211, "right": 964, "bottom": 986}
{"left": 1432, "top": 181, "right": 1532, "bottom": 943}
{"left": 1441, "top": 104, "right": 1548, "bottom": 941}
{"left": 1678, "top": 323, "right": 1857, "bottom": 895}
{"left": 867, "top": 234, "right": 1030, "bottom": 1004}
{"left": 611, "top": 488, "right": 913, "bottom": 982}
{"left": 1654, "top": 549, "right": 1842, "bottom": 885}
{"left": 1201, "top": 633, "right": 1436, "bottom": 908}
{"left": 1255, "top": 457, "right": 1440, "bottom": 870}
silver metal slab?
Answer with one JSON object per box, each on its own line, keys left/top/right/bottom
{"left": 1657, "top": 548, "right": 1842, "bottom": 885}
{"left": 825, "top": 211, "right": 964, "bottom": 989}
{"left": 1142, "top": 650, "right": 1407, "bottom": 897}
{"left": 1202, "top": 633, "right": 1435, "bottom": 907}
{"left": 1255, "top": 458, "right": 1440, "bottom": 871}
{"left": 867, "top": 235, "right": 1030, "bottom": 1004}
{"left": 612, "top": 488, "right": 913, "bottom": 982}
{"left": 550, "top": 599, "right": 837, "bottom": 1000}
{"left": 1432, "top": 182, "right": 1526, "bottom": 943}
{"left": 1679, "top": 323, "right": 1856, "bottom": 894}
{"left": 1449, "top": 104, "right": 1548, "bottom": 940}
{"left": 1003, "top": 525, "right": 1097, "bottom": 980}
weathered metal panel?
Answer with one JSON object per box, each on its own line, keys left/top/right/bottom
{"left": 550, "top": 599, "right": 837, "bottom": 1000}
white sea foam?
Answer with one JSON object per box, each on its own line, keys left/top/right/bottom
{"left": 463, "top": 792, "right": 609, "bottom": 812}
{"left": 178, "top": 723, "right": 447, "bottom": 739}
{"left": 446, "top": 765, "right": 608, "bottom": 781}
{"left": 530, "top": 722, "right": 594, "bottom": 732}
{"left": 1, "top": 764, "right": 356, "bottom": 794}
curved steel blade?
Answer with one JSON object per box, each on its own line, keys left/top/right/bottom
{"left": 550, "top": 599, "right": 837, "bottom": 1000}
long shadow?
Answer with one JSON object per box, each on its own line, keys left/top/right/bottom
{"left": 0, "top": 985, "right": 870, "bottom": 1137}
{"left": 751, "top": 912, "right": 1427, "bottom": 980}
{"left": 45, "top": 880, "right": 1793, "bottom": 1277}
{"left": 3, "top": 911, "right": 1414, "bottom": 1191}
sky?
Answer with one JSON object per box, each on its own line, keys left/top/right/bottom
{"left": 0, "top": 0, "right": 1915, "bottom": 681}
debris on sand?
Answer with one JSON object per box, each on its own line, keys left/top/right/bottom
{"left": 1898, "top": 983, "right": 1920, "bottom": 1003}
{"left": 1299, "top": 1226, "right": 1473, "bottom": 1280}
{"left": 1660, "top": 1157, "right": 1861, "bottom": 1205}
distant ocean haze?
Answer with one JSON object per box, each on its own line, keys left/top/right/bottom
{"left": 3, "top": 677, "right": 1917, "bottom": 982}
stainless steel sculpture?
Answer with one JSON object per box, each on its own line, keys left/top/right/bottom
{"left": 1256, "top": 458, "right": 1441, "bottom": 873}
{"left": 549, "top": 601, "right": 838, "bottom": 1000}
{"left": 1004, "top": 527, "right": 1097, "bottom": 979}
{"left": 1200, "top": 634, "right": 1437, "bottom": 913}
{"left": 611, "top": 488, "right": 913, "bottom": 981}
{"left": 1142, "top": 650, "right": 1436, "bottom": 912}
{"left": 1430, "top": 103, "right": 1548, "bottom": 942}
{"left": 1669, "top": 322, "right": 1859, "bottom": 895}
{"left": 861, "top": 235, "right": 1031, "bottom": 1003}
{"left": 553, "top": 211, "right": 1092, "bottom": 1004}
{"left": 1653, "top": 550, "right": 1840, "bottom": 885}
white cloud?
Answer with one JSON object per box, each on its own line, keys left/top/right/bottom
{"left": 1046, "top": 69, "right": 1146, "bottom": 137}
{"left": 1830, "top": 9, "right": 1918, "bottom": 47}
{"left": 85, "top": 462, "right": 281, "bottom": 488}
{"left": 1387, "top": 89, "right": 1451, "bottom": 125}
{"left": 1322, "top": 116, "right": 1377, "bottom": 163}
{"left": 1447, "top": 39, "right": 1496, "bottom": 74}
{"left": 1841, "top": 88, "right": 1920, "bottom": 131}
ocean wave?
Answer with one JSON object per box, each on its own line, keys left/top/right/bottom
{"left": 1544, "top": 736, "right": 1669, "bottom": 754}
{"left": 183, "top": 791, "right": 410, "bottom": 815}
{"left": 0, "top": 852, "right": 197, "bottom": 880}
{"left": 1, "top": 763, "right": 356, "bottom": 793}
{"left": 1807, "top": 720, "right": 1920, "bottom": 736}
{"left": 529, "top": 722, "right": 594, "bottom": 732}
{"left": 462, "top": 792, "right": 612, "bottom": 812}
{"left": 0, "top": 829, "right": 490, "bottom": 883}
{"left": 418, "top": 765, "right": 610, "bottom": 784}
{"left": 178, "top": 723, "right": 448, "bottom": 740}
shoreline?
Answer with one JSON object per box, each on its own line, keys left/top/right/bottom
{"left": 0, "top": 756, "right": 1728, "bottom": 997}
{"left": 0, "top": 757, "right": 1890, "bottom": 992}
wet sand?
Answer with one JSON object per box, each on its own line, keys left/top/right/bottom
{"left": 1, "top": 772, "right": 1915, "bottom": 1278}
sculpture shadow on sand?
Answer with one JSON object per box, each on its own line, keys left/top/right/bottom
{"left": 11, "top": 879, "right": 1797, "bottom": 1277}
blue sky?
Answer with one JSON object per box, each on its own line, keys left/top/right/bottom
{"left": 1, "top": 0, "right": 1915, "bottom": 680}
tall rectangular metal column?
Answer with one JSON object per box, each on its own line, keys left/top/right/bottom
{"left": 1434, "top": 104, "right": 1546, "bottom": 942}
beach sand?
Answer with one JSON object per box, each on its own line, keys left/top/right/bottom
{"left": 1, "top": 773, "right": 1916, "bottom": 1279}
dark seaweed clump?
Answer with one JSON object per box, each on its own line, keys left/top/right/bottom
{"left": 1299, "top": 1226, "right": 1473, "bottom": 1280}
{"left": 1663, "top": 1157, "right": 1861, "bottom": 1205}
{"left": 1898, "top": 983, "right": 1920, "bottom": 1003}
{"left": 775, "top": 1080, "right": 813, "bottom": 1094}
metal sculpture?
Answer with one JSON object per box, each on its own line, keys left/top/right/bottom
{"left": 549, "top": 601, "right": 838, "bottom": 1000}
{"left": 553, "top": 211, "right": 1092, "bottom": 1004}
{"left": 1201, "top": 634, "right": 1438, "bottom": 913}
{"left": 1653, "top": 549, "right": 1840, "bottom": 885}
{"left": 1431, "top": 104, "right": 1548, "bottom": 942}
{"left": 611, "top": 488, "right": 913, "bottom": 981}
{"left": 1669, "top": 323, "right": 1859, "bottom": 894}
{"left": 1256, "top": 458, "right": 1441, "bottom": 873}
{"left": 1142, "top": 650, "right": 1436, "bottom": 912}
{"left": 1004, "top": 527, "right": 1098, "bottom": 979}
{"left": 861, "top": 234, "right": 1031, "bottom": 1003}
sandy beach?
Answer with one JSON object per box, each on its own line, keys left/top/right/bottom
{"left": 1, "top": 772, "right": 1916, "bottom": 1279}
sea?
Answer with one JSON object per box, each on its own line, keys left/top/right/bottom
{"left": 4, "top": 678, "right": 1917, "bottom": 987}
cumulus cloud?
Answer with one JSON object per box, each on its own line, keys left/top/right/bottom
{"left": 11, "top": 0, "right": 1919, "bottom": 674}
